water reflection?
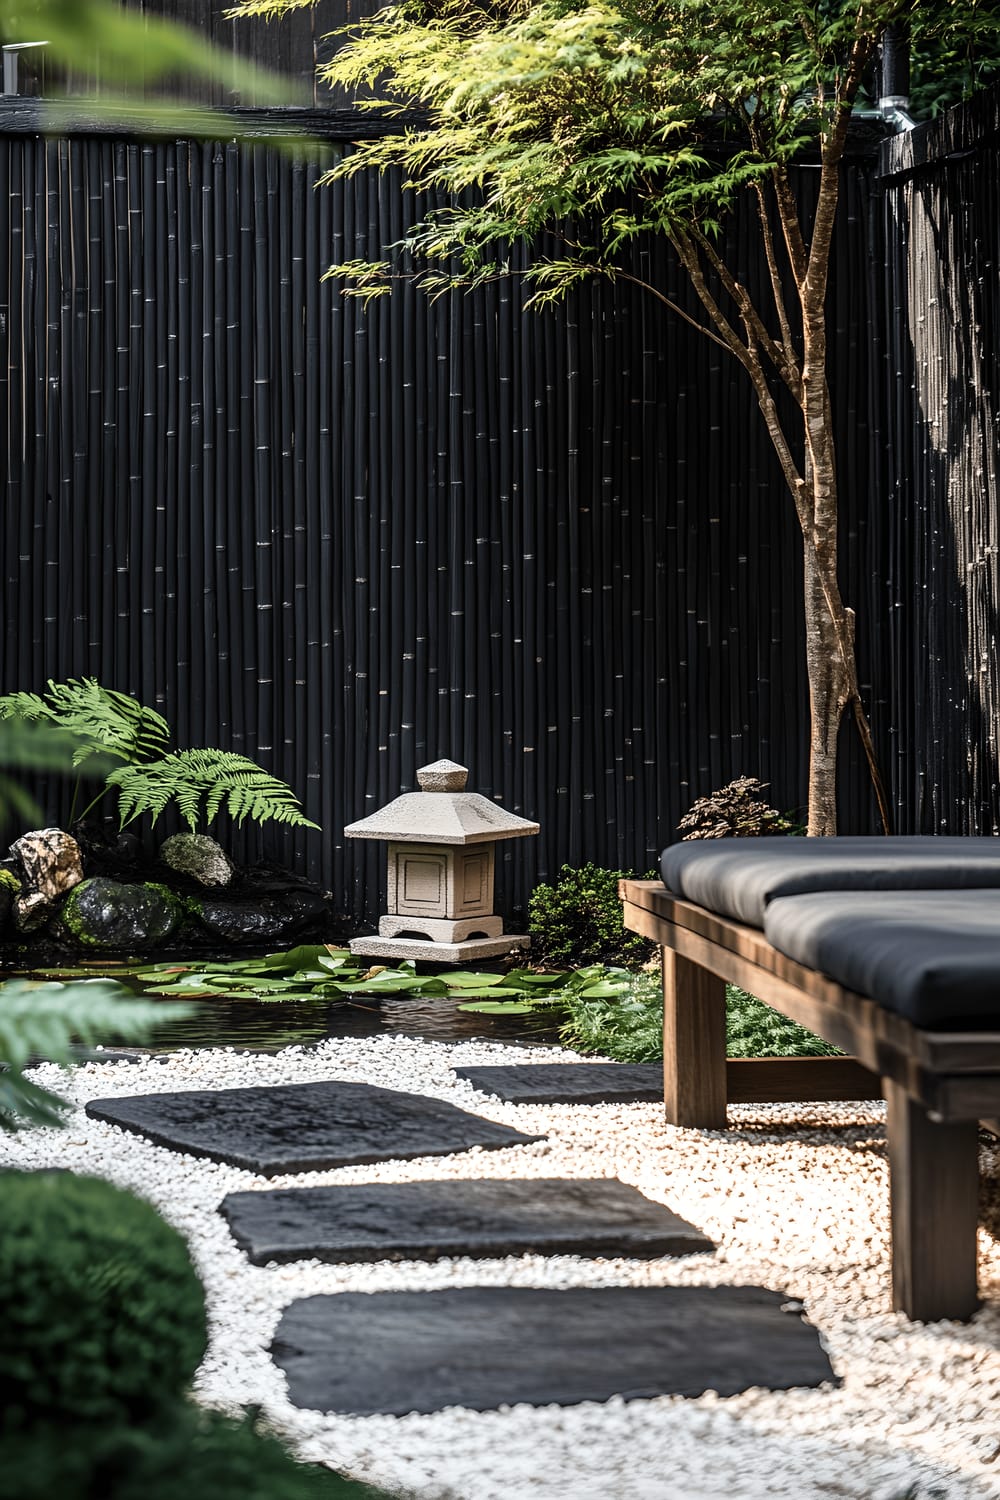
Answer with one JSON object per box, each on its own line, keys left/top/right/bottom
{"left": 141, "top": 994, "right": 564, "bottom": 1052}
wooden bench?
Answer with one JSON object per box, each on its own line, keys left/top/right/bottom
{"left": 621, "top": 877, "right": 1000, "bottom": 1322}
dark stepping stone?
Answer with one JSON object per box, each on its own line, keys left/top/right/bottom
{"left": 272, "top": 1285, "right": 836, "bottom": 1414}
{"left": 455, "top": 1062, "right": 663, "bottom": 1104}
{"left": 220, "top": 1177, "right": 713, "bottom": 1265}
{"left": 84, "top": 1081, "right": 544, "bottom": 1174}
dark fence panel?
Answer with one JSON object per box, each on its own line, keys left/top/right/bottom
{"left": 877, "top": 90, "right": 1000, "bottom": 833}
{"left": 1, "top": 125, "right": 888, "bottom": 924}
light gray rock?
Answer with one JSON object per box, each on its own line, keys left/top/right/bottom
{"left": 159, "top": 832, "right": 233, "bottom": 888}
{"left": 11, "top": 827, "right": 83, "bottom": 900}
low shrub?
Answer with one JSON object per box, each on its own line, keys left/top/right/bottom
{"left": 0, "top": 1171, "right": 207, "bottom": 1431}
{"left": 677, "top": 776, "right": 800, "bottom": 840}
{"left": 0, "top": 1408, "right": 396, "bottom": 1500}
{"left": 528, "top": 863, "right": 656, "bottom": 968}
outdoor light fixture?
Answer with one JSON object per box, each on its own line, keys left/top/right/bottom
{"left": 345, "top": 759, "right": 539, "bottom": 961}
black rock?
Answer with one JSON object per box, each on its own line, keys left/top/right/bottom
{"left": 455, "top": 1063, "right": 664, "bottom": 1104}
{"left": 271, "top": 1285, "right": 838, "bottom": 1415}
{"left": 85, "top": 1080, "right": 546, "bottom": 1173}
{"left": 192, "top": 894, "right": 330, "bottom": 946}
{"left": 220, "top": 1177, "right": 714, "bottom": 1265}
{"left": 60, "top": 877, "right": 183, "bottom": 950}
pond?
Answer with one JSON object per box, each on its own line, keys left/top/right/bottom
{"left": 6, "top": 958, "right": 567, "bottom": 1053}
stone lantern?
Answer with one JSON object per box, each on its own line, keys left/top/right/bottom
{"left": 344, "top": 759, "right": 539, "bottom": 961}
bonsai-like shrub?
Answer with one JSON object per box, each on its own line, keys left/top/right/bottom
{"left": 0, "top": 1171, "right": 207, "bottom": 1431}
{"left": 677, "top": 776, "right": 799, "bottom": 840}
{"left": 1, "top": 1409, "right": 396, "bottom": 1500}
{"left": 528, "top": 863, "right": 656, "bottom": 968}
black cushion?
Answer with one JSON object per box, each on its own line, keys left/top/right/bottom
{"left": 763, "top": 889, "right": 1000, "bottom": 1027}
{"left": 660, "top": 836, "right": 1000, "bottom": 928}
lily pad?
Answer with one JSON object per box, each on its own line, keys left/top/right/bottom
{"left": 441, "top": 972, "right": 510, "bottom": 989}
{"left": 457, "top": 1000, "right": 536, "bottom": 1015}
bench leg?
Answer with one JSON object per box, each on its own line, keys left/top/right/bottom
{"left": 884, "top": 1079, "right": 980, "bottom": 1321}
{"left": 661, "top": 947, "right": 727, "bottom": 1129}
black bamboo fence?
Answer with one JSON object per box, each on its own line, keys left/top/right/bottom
{"left": 2, "top": 89, "right": 998, "bottom": 924}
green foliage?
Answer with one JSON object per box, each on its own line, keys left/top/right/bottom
{"left": 0, "top": 1170, "right": 208, "bottom": 1431}
{"left": 230, "top": 0, "right": 996, "bottom": 304}
{"left": 677, "top": 776, "right": 801, "bottom": 840}
{"left": 0, "top": 0, "right": 293, "bottom": 111}
{"left": 0, "top": 979, "right": 181, "bottom": 1130}
{"left": 128, "top": 947, "right": 626, "bottom": 1009}
{"left": 0, "top": 679, "right": 317, "bottom": 834}
{"left": 0, "top": 716, "right": 115, "bottom": 832}
{"left": 726, "top": 984, "right": 839, "bottom": 1058}
{"left": 0, "top": 678, "right": 170, "bottom": 769}
{"left": 558, "top": 971, "right": 838, "bottom": 1062}
{"left": 108, "top": 749, "right": 320, "bottom": 832}
{"left": 528, "top": 863, "right": 656, "bottom": 968}
{"left": 0, "top": 1407, "right": 396, "bottom": 1500}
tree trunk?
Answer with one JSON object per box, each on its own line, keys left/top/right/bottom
{"left": 803, "top": 541, "right": 851, "bottom": 835}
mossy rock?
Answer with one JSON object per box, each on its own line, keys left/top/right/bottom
{"left": 60, "top": 877, "right": 183, "bottom": 950}
{"left": 0, "top": 1171, "right": 207, "bottom": 1431}
{"left": 0, "top": 866, "right": 20, "bottom": 932}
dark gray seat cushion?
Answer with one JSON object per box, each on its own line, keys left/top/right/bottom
{"left": 660, "top": 836, "right": 1000, "bottom": 928}
{"left": 763, "top": 889, "right": 1000, "bottom": 1028}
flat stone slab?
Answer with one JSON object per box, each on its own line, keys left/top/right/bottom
{"left": 220, "top": 1177, "right": 713, "bottom": 1265}
{"left": 349, "top": 934, "right": 529, "bottom": 962}
{"left": 455, "top": 1062, "right": 663, "bottom": 1104}
{"left": 84, "top": 1081, "right": 544, "bottom": 1174}
{"left": 272, "top": 1285, "right": 836, "bottom": 1414}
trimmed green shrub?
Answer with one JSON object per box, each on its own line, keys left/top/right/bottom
{"left": 0, "top": 1171, "right": 207, "bottom": 1431}
{"left": 528, "top": 863, "right": 656, "bottom": 968}
{"left": 0, "top": 1408, "right": 396, "bottom": 1500}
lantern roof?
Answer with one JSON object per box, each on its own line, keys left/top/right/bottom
{"left": 343, "top": 760, "right": 539, "bottom": 846}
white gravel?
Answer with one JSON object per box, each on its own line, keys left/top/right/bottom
{"left": 4, "top": 1035, "right": 1000, "bottom": 1500}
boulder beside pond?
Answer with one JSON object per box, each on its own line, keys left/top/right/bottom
{"left": 160, "top": 833, "right": 233, "bottom": 889}
{"left": 61, "top": 877, "right": 184, "bottom": 951}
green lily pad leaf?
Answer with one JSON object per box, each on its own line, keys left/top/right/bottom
{"left": 264, "top": 944, "right": 342, "bottom": 971}
{"left": 456, "top": 1000, "right": 536, "bottom": 1015}
{"left": 505, "top": 970, "right": 570, "bottom": 987}
{"left": 577, "top": 981, "right": 630, "bottom": 998}
{"left": 142, "top": 983, "right": 222, "bottom": 998}
{"left": 441, "top": 972, "right": 509, "bottom": 989}
{"left": 345, "top": 975, "right": 437, "bottom": 994}
{"left": 447, "top": 986, "right": 525, "bottom": 1000}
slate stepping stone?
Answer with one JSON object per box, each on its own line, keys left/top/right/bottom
{"left": 455, "top": 1062, "right": 663, "bottom": 1104}
{"left": 84, "top": 1081, "right": 544, "bottom": 1174}
{"left": 220, "top": 1177, "right": 713, "bottom": 1265}
{"left": 271, "top": 1285, "right": 836, "bottom": 1414}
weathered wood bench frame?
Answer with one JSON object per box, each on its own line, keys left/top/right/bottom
{"left": 621, "top": 878, "right": 1000, "bottom": 1322}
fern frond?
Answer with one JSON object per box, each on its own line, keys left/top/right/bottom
{"left": 0, "top": 679, "right": 171, "bottom": 767}
{"left": 107, "top": 749, "right": 319, "bottom": 833}
{"left": 0, "top": 979, "right": 180, "bottom": 1131}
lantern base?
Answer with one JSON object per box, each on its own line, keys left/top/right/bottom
{"left": 349, "top": 934, "right": 530, "bottom": 964}
{"left": 378, "top": 914, "right": 504, "bottom": 943}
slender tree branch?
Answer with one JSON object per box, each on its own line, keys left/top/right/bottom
{"left": 771, "top": 164, "right": 808, "bottom": 286}
{"left": 752, "top": 182, "right": 801, "bottom": 388}
{"left": 689, "top": 223, "right": 801, "bottom": 397}
{"left": 671, "top": 229, "right": 811, "bottom": 533}
{"left": 610, "top": 270, "right": 736, "bottom": 355}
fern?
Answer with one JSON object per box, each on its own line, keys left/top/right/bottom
{"left": 108, "top": 749, "right": 320, "bottom": 833}
{"left": 0, "top": 980, "right": 179, "bottom": 1131}
{"left": 0, "top": 678, "right": 171, "bottom": 768}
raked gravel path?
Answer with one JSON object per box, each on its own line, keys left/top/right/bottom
{"left": 4, "top": 1035, "right": 1000, "bottom": 1500}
